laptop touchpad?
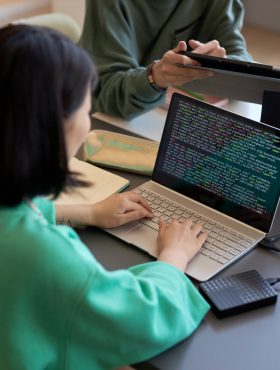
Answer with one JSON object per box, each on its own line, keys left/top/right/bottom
{"left": 125, "top": 224, "right": 158, "bottom": 257}
{"left": 105, "top": 221, "right": 141, "bottom": 237}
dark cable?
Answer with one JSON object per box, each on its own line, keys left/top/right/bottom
{"left": 266, "top": 277, "right": 280, "bottom": 286}
{"left": 259, "top": 238, "right": 280, "bottom": 253}
{"left": 265, "top": 234, "right": 280, "bottom": 242}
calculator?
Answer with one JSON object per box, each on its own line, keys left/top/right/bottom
{"left": 199, "top": 270, "right": 278, "bottom": 318}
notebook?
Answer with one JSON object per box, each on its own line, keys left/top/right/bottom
{"left": 55, "top": 157, "right": 129, "bottom": 206}
{"left": 106, "top": 93, "right": 280, "bottom": 281}
{"left": 83, "top": 129, "right": 159, "bottom": 175}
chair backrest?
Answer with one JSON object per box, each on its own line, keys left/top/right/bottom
{"left": 22, "top": 13, "right": 81, "bottom": 43}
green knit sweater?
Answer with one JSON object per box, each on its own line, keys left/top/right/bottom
{"left": 80, "top": 0, "right": 251, "bottom": 119}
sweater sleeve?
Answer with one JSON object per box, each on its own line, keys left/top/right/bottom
{"left": 201, "top": 0, "right": 252, "bottom": 61}
{"left": 67, "top": 260, "right": 209, "bottom": 369}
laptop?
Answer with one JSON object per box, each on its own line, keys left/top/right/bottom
{"left": 106, "top": 92, "right": 280, "bottom": 281}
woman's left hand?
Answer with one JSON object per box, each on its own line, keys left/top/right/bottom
{"left": 89, "top": 191, "right": 153, "bottom": 228}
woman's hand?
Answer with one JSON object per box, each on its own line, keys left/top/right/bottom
{"left": 89, "top": 191, "right": 153, "bottom": 228}
{"left": 55, "top": 192, "right": 152, "bottom": 228}
{"left": 157, "top": 219, "right": 208, "bottom": 272}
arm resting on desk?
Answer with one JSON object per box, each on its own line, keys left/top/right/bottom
{"left": 55, "top": 192, "right": 152, "bottom": 227}
{"left": 68, "top": 260, "right": 209, "bottom": 368}
{"left": 33, "top": 194, "right": 209, "bottom": 368}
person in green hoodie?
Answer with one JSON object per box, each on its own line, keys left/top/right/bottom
{"left": 0, "top": 24, "right": 209, "bottom": 370}
{"left": 80, "top": 0, "right": 252, "bottom": 119}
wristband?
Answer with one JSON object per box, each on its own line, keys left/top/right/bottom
{"left": 147, "top": 60, "right": 167, "bottom": 93}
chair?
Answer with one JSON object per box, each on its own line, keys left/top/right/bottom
{"left": 14, "top": 13, "right": 81, "bottom": 43}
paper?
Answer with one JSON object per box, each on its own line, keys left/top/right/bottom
{"left": 55, "top": 158, "right": 130, "bottom": 205}
{"left": 92, "top": 107, "right": 167, "bottom": 142}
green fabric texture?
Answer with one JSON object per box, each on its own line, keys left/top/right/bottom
{"left": 80, "top": 0, "right": 252, "bottom": 119}
{"left": 0, "top": 197, "right": 209, "bottom": 369}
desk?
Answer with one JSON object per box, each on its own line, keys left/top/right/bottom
{"left": 80, "top": 118, "right": 280, "bottom": 370}
{"left": 93, "top": 100, "right": 262, "bottom": 142}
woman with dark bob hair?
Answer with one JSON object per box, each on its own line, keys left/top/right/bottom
{"left": 0, "top": 25, "right": 209, "bottom": 369}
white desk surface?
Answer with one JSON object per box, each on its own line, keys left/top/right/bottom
{"left": 93, "top": 100, "right": 262, "bottom": 142}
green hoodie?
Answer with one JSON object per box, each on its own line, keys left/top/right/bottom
{"left": 80, "top": 0, "right": 251, "bottom": 119}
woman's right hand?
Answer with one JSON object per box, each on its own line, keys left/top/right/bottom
{"left": 157, "top": 219, "right": 208, "bottom": 272}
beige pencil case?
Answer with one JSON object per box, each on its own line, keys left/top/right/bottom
{"left": 83, "top": 129, "right": 159, "bottom": 175}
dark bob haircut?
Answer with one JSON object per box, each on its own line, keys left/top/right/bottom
{"left": 0, "top": 24, "right": 97, "bottom": 207}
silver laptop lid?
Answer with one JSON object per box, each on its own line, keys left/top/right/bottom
{"left": 152, "top": 92, "right": 280, "bottom": 233}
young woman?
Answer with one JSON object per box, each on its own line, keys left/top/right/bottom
{"left": 0, "top": 25, "right": 209, "bottom": 370}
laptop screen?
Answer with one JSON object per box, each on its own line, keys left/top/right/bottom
{"left": 152, "top": 93, "right": 280, "bottom": 232}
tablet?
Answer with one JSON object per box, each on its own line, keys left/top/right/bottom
{"left": 179, "top": 51, "right": 280, "bottom": 79}
{"left": 177, "top": 50, "right": 280, "bottom": 106}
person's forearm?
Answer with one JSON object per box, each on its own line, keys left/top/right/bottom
{"left": 94, "top": 68, "right": 165, "bottom": 119}
{"left": 55, "top": 204, "right": 93, "bottom": 226}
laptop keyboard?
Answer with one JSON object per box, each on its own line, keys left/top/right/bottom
{"left": 134, "top": 186, "right": 255, "bottom": 265}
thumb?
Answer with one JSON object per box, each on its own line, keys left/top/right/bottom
{"left": 158, "top": 219, "right": 167, "bottom": 238}
{"left": 173, "top": 40, "right": 187, "bottom": 53}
